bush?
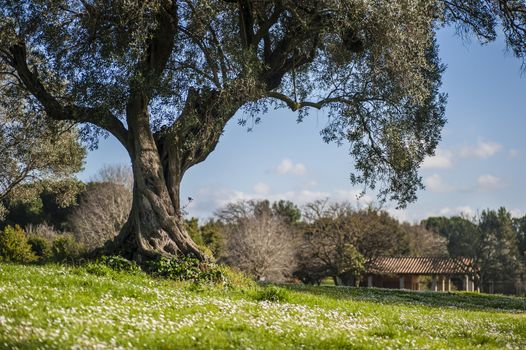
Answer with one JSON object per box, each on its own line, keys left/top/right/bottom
{"left": 68, "top": 181, "right": 131, "bottom": 251}
{"left": 83, "top": 262, "right": 114, "bottom": 276}
{"left": 218, "top": 265, "right": 256, "bottom": 290}
{"left": 26, "top": 224, "right": 85, "bottom": 263}
{"left": 51, "top": 234, "right": 83, "bottom": 262}
{"left": 146, "top": 256, "right": 226, "bottom": 284}
{"left": 253, "top": 285, "right": 290, "bottom": 303}
{"left": 0, "top": 225, "right": 37, "bottom": 263}
{"left": 28, "top": 236, "right": 52, "bottom": 261}
{"left": 99, "top": 255, "right": 141, "bottom": 273}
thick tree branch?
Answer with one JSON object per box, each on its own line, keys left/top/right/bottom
{"left": 6, "top": 43, "right": 129, "bottom": 148}
{"left": 126, "top": 1, "right": 178, "bottom": 131}
{"left": 253, "top": 4, "right": 285, "bottom": 48}
{"left": 238, "top": 0, "right": 254, "bottom": 47}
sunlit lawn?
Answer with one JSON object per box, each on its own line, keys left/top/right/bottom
{"left": 0, "top": 263, "right": 525, "bottom": 349}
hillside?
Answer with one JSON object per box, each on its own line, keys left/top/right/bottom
{"left": 0, "top": 263, "right": 525, "bottom": 349}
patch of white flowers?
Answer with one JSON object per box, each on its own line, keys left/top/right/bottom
{"left": 0, "top": 266, "right": 369, "bottom": 349}
{"left": 0, "top": 265, "right": 524, "bottom": 349}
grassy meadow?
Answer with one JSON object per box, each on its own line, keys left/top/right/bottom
{"left": 0, "top": 263, "right": 525, "bottom": 349}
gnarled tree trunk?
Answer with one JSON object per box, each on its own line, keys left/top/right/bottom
{"left": 110, "top": 87, "right": 239, "bottom": 262}
{"left": 112, "top": 173, "right": 205, "bottom": 262}
{"left": 110, "top": 108, "right": 205, "bottom": 260}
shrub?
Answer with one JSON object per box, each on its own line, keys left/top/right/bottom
{"left": 83, "top": 262, "right": 114, "bottom": 276}
{"left": 253, "top": 285, "right": 290, "bottom": 303}
{"left": 51, "top": 234, "right": 83, "bottom": 262}
{"left": 28, "top": 236, "right": 52, "bottom": 261}
{"left": 25, "top": 224, "right": 85, "bottom": 263}
{"left": 68, "top": 180, "right": 131, "bottom": 252}
{"left": 218, "top": 265, "right": 256, "bottom": 290}
{"left": 146, "top": 256, "right": 226, "bottom": 284}
{"left": 0, "top": 225, "right": 37, "bottom": 263}
{"left": 99, "top": 255, "right": 141, "bottom": 273}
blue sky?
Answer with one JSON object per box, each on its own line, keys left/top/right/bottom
{"left": 80, "top": 27, "right": 526, "bottom": 223}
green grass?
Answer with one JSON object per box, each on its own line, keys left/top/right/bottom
{"left": 0, "top": 263, "right": 525, "bottom": 349}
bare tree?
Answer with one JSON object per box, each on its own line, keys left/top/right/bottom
{"left": 68, "top": 166, "right": 132, "bottom": 251}
{"left": 220, "top": 201, "right": 298, "bottom": 282}
{"left": 94, "top": 164, "right": 134, "bottom": 190}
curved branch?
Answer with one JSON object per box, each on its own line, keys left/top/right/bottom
{"left": 6, "top": 42, "right": 129, "bottom": 148}
{"left": 267, "top": 91, "right": 354, "bottom": 111}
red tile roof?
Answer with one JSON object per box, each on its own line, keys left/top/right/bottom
{"left": 366, "top": 257, "right": 476, "bottom": 275}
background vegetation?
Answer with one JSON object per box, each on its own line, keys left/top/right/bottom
{"left": 0, "top": 165, "right": 525, "bottom": 295}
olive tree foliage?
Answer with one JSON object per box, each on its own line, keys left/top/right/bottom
{"left": 0, "top": 0, "right": 524, "bottom": 260}
{"left": 0, "top": 112, "right": 85, "bottom": 221}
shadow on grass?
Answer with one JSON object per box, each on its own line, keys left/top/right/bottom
{"left": 283, "top": 284, "right": 526, "bottom": 313}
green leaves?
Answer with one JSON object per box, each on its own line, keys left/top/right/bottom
{"left": 0, "top": 225, "right": 37, "bottom": 263}
{"left": 1, "top": 0, "right": 524, "bottom": 211}
{"left": 0, "top": 113, "right": 85, "bottom": 203}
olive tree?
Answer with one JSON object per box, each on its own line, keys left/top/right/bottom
{"left": 0, "top": 113, "right": 85, "bottom": 220}
{"left": 1, "top": 1, "right": 524, "bottom": 261}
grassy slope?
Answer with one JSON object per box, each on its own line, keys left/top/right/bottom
{"left": 0, "top": 264, "right": 525, "bottom": 350}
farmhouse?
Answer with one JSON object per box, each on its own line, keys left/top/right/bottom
{"left": 364, "top": 256, "right": 478, "bottom": 292}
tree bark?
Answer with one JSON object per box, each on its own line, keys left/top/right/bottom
{"left": 110, "top": 129, "right": 206, "bottom": 262}
{"left": 109, "top": 87, "right": 239, "bottom": 262}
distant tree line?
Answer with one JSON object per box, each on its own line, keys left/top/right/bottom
{"left": 0, "top": 168, "right": 525, "bottom": 294}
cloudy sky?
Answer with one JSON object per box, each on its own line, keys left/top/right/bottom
{"left": 79, "top": 27, "right": 526, "bottom": 223}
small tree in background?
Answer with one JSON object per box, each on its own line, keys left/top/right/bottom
{"left": 297, "top": 201, "right": 361, "bottom": 285}
{"left": 67, "top": 166, "right": 133, "bottom": 252}
{"left": 296, "top": 200, "right": 407, "bottom": 285}
{"left": 219, "top": 200, "right": 298, "bottom": 282}
{"left": 402, "top": 223, "right": 448, "bottom": 257}
{"left": 0, "top": 109, "right": 85, "bottom": 221}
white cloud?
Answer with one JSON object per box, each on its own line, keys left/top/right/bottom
{"left": 276, "top": 159, "right": 306, "bottom": 176}
{"left": 431, "top": 206, "right": 476, "bottom": 218}
{"left": 188, "top": 187, "right": 253, "bottom": 215}
{"left": 460, "top": 140, "right": 502, "bottom": 159}
{"left": 186, "top": 186, "right": 374, "bottom": 219}
{"left": 424, "top": 174, "right": 454, "bottom": 193}
{"left": 387, "top": 208, "right": 415, "bottom": 223}
{"left": 333, "top": 189, "right": 373, "bottom": 205}
{"left": 253, "top": 182, "right": 270, "bottom": 195}
{"left": 268, "top": 190, "right": 331, "bottom": 204}
{"left": 421, "top": 149, "right": 454, "bottom": 169}
{"left": 477, "top": 174, "right": 506, "bottom": 191}
{"left": 510, "top": 209, "right": 525, "bottom": 218}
